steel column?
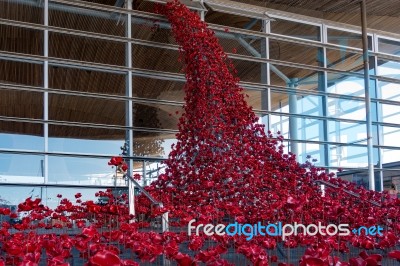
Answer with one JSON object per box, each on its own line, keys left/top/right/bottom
{"left": 360, "top": 0, "right": 375, "bottom": 191}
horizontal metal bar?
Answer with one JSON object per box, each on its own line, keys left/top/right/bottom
{"left": 0, "top": 182, "right": 128, "bottom": 189}
{"left": 0, "top": 115, "right": 178, "bottom": 134}
{"left": 0, "top": 148, "right": 167, "bottom": 161}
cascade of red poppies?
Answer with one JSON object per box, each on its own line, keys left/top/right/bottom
{"left": 0, "top": 1, "right": 399, "bottom": 265}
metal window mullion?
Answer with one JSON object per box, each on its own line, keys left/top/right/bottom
{"left": 44, "top": 0, "right": 49, "bottom": 187}
{"left": 262, "top": 19, "right": 271, "bottom": 130}
{"left": 320, "top": 23, "right": 330, "bottom": 168}
{"left": 126, "top": 0, "right": 135, "bottom": 218}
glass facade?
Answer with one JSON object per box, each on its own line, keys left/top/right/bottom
{"left": 1, "top": 0, "right": 400, "bottom": 200}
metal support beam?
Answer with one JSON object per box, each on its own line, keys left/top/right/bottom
{"left": 288, "top": 79, "right": 299, "bottom": 158}
{"left": 260, "top": 19, "right": 269, "bottom": 128}
{"left": 360, "top": 0, "right": 375, "bottom": 191}
{"left": 43, "top": 0, "right": 49, "bottom": 189}
{"left": 126, "top": 0, "right": 135, "bottom": 219}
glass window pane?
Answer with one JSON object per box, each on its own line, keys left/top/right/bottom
{"left": 327, "top": 97, "right": 365, "bottom": 120}
{"left": 327, "top": 73, "right": 367, "bottom": 96}
{"left": 270, "top": 40, "right": 322, "bottom": 66}
{"left": 48, "top": 156, "right": 116, "bottom": 185}
{"left": 0, "top": 153, "right": 44, "bottom": 183}
{"left": 377, "top": 59, "right": 400, "bottom": 79}
{"left": 271, "top": 91, "right": 324, "bottom": 117}
{"left": 329, "top": 144, "right": 368, "bottom": 168}
{"left": 133, "top": 44, "right": 182, "bottom": 73}
{"left": 215, "top": 29, "right": 263, "bottom": 57}
{"left": 49, "top": 94, "right": 125, "bottom": 126}
{"left": 0, "top": 0, "right": 43, "bottom": 24}
{"left": 327, "top": 28, "right": 371, "bottom": 50}
{"left": 232, "top": 58, "right": 263, "bottom": 83}
{"left": 382, "top": 126, "right": 400, "bottom": 147}
{"left": 270, "top": 66, "right": 324, "bottom": 92}
{"left": 298, "top": 143, "right": 325, "bottom": 166}
{"left": 133, "top": 131, "right": 176, "bottom": 158}
{"left": 271, "top": 18, "right": 320, "bottom": 41}
{"left": 206, "top": 11, "right": 262, "bottom": 31}
{"left": 133, "top": 103, "right": 183, "bottom": 130}
{"left": 49, "top": 3, "right": 125, "bottom": 36}
{"left": 49, "top": 66, "right": 126, "bottom": 95}
{"left": 326, "top": 48, "right": 363, "bottom": 71}
{"left": 0, "top": 89, "right": 43, "bottom": 119}
{"left": 49, "top": 32, "right": 125, "bottom": 66}
{"left": 382, "top": 149, "right": 400, "bottom": 164}
{"left": 45, "top": 187, "right": 111, "bottom": 210}
{"left": 49, "top": 125, "right": 125, "bottom": 155}
{"left": 328, "top": 121, "right": 366, "bottom": 144}
{"left": 0, "top": 60, "right": 43, "bottom": 86}
{"left": 0, "top": 121, "right": 43, "bottom": 151}
{"left": 0, "top": 25, "right": 43, "bottom": 55}
{"left": 381, "top": 102, "right": 400, "bottom": 125}
{"left": 269, "top": 114, "right": 289, "bottom": 139}
{"left": 132, "top": 15, "right": 177, "bottom": 45}
{"left": 378, "top": 38, "right": 400, "bottom": 56}
{"left": 244, "top": 89, "right": 267, "bottom": 111}
{"left": 133, "top": 76, "right": 185, "bottom": 102}
{"left": 378, "top": 81, "right": 400, "bottom": 101}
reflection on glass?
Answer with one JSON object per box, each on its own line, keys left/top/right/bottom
{"left": 0, "top": 121, "right": 43, "bottom": 151}
{"left": 48, "top": 156, "right": 116, "bottom": 186}
{"left": 0, "top": 153, "right": 44, "bottom": 183}
{"left": 49, "top": 125, "right": 125, "bottom": 155}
